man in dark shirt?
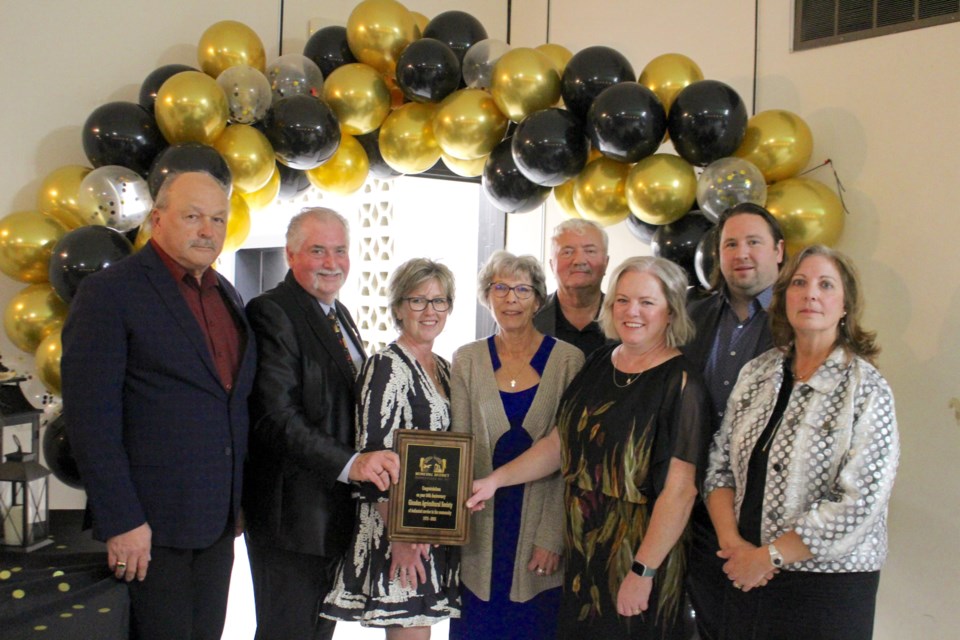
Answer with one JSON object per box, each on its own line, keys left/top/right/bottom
{"left": 533, "top": 218, "right": 613, "bottom": 357}
{"left": 682, "top": 202, "right": 785, "bottom": 640}
{"left": 62, "top": 171, "right": 257, "bottom": 640}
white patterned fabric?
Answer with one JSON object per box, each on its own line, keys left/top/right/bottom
{"left": 705, "top": 346, "right": 899, "bottom": 572}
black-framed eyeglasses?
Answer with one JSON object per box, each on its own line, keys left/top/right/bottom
{"left": 488, "top": 283, "right": 535, "bottom": 299}
{"left": 403, "top": 296, "right": 450, "bottom": 312}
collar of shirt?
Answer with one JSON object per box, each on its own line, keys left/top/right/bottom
{"left": 720, "top": 283, "right": 774, "bottom": 321}
{"left": 151, "top": 239, "right": 218, "bottom": 291}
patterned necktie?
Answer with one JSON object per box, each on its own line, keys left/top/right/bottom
{"left": 326, "top": 307, "right": 358, "bottom": 377}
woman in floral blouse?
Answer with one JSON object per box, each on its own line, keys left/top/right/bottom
{"left": 705, "top": 244, "right": 900, "bottom": 640}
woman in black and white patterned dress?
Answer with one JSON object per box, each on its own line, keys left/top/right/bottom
{"left": 322, "top": 258, "right": 458, "bottom": 638}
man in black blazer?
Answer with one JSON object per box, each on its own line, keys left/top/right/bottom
{"left": 682, "top": 203, "right": 785, "bottom": 640}
{"left": 62, "top": 171, "right": 257, "bottom": 640}
{"left": 243, "top": 207, "right": 400, "bottom": 640}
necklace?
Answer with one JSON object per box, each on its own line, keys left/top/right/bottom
{"left": 793, "top": 357, "right": 826, "bottom": 382}
{"left": 612, "top": 348, "right": 643, "bottom": 388}
{"left": 496, "top": 336, "right": 531, "bottom": 389}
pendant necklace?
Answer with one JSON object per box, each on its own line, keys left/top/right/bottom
{"left": 497, "top": 336, "right": 529, "bottom": 389}
{"left": 612, "top": 347, "right": 643, "bottom": 388}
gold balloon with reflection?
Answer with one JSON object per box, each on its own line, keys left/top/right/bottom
{"left": 155, "top": 71, "right": 230, "bottom": 145}
{"left": 222, "top": 192, "right": 251, "bottom": 254}
{"left": 625, "top": 153, "right": 697, "bottom": 225}
{"left": 552, "top": 179, "right": 580, "bottom": 219}
{"left": 638, "top": 53, "right": 704, "bottom": 114}
{"left": 433, "top": 88, "right": 508, "bottom": 160}
{"left": 573, "top": 157, "right": 631, "bottom": 226}
{"left": 0, "top": 211, "right": 67, "bottom": 283}
{"left": 441, "top": 152, "right": 486, "bottom": 178}
{"left": 306, "top": 133, "right": 370, "bottom": 195}
{"left": 241, "top": 166, "right": 281, "bottom": 212}
{"left": 4, "top": 283, "right": 68, "bottom": 354}
{"left": 410, "top": 11, "right": 429, "bottom": 36}
{"left": 132, "top": 222, "right": 152, "bottom": 252}
{"left": 37, "top": 165, "right": 91, "bottom": 229}
{"left": 197, "top": 20, "right": 267, "bottom": 77}
{"left": 379, "top": 102, "right": 441, "bottom": 174}
{"left": 535, "top": 43, "right": 573, "bottom": 75}
{"left": 35, "top": 328, "right": 62, "bottom": 395}
{"left": 490, "top": 48, "right": 561, "bottom": 122}
{"left": 212, "top": 124, "right": 276, "bottom": 193}
{"left": 346, "top": 0, "right": 419, "bottom": 76}
{"left": 323, "top": 63, "right": 392, "bottom": 136}
{"left": 764, "top": 177, "right": 843, "bottom": 256}
{"left": 734, "top": 109, "right": 814, "bottom": 183}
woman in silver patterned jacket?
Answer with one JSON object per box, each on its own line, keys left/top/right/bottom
{"left": 704, "top": 244, "right": 899, "bottom": 640}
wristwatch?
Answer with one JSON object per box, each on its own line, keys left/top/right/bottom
{"left": 768, "top": 543, "right": 786, "bottom": 568}
{"left": 631, "top": 560, "right": 657, "bottom": 578}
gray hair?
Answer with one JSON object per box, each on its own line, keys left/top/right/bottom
{"left": 476, "top": 250, "right": 548, "bottom": 310}
{"left": 286, "top": 207, "right": 350, "bottom": 252}
{"left": 154, "top": 170, "right": 230, "bottom": 211}
{"left": 599, "top": 256, "right": 695, "bottom": 348}
{"left": 388, "top": 258, "right": 456, "bottom": 330}
{"left": 550, "top": 218, "right": 609, "bottom": 253}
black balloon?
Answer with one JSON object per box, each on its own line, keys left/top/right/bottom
{"left": 482, "top": 138, "right": 551, "bottom": 213}
{"left": 275, "top": 162, "right": 312, "bottom": 199}
{"left": 148, "top": 143, "right": 232, "bottom": 198}
{"left": 139, "top": 63, "right": 197, "bottom": 112}
{"left": 43, "top": 415, "right": 83, "bottom": 489}
{"left": 511, "top": 108, "right": 588, "bottom": 187}
{"left": 422, "top": 10, "right": 488, "bottom": 64}
{"left": 587, "top": 82, "right": 666, "bottom": 163}
{"left": 651, "top": 211, "right": 714, "bottom": 285}
{"left": 667, "top": 80, "right": 748, "bottom": 167}
{"left": 395, "top": 38, "right": 461, "bottom": 103}
{"left": 355, "top": 129, "right": 402, "bottom": 180}
{"left": 49, "top": 226, "right": 133, "bottom": 303}
{"left": 695, "top": 225, "right": 720, "bottom": 290}
{"left": 262, "top": 95, "right": 341, "bottom": 170}
{"left": 82, "top": 101, "right": 167, "bottom": 177}
{"left": 303, "top": 25, "right": 358, "bottom": 78}
{"left": 561, "top": 46, "right": 635, "bottom": 122}
{"left": 625, "top": 213, "right": 659, "bottom": 245}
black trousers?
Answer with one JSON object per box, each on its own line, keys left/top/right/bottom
{"left": 686, "top": 506, "right": 726, "bottom": 640}
{"left": 127, "top": 526, "right": 235, "bottom": 640}
{"left": 246, "top": 536, "right": 340, "bottom": 640}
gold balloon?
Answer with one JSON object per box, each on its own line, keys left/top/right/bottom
{"left": 441, "top": 152, "right": 486, "bottom": 178}
{"left": 198, "top": 20, "right": 267, "bottom": 77}
{"left": 0, "top": 211, "right": 67, "bottom": 283}
{"left": 573, "top": 158, "right": 631, "bottom": 226}
{"left": 639, "top": 53, "right": 704, "bottom": 114}
{"left": 4, "top": 283, "right": 67, "bottom": 354}
{"left": 323, "top": 63, "right": 392, "bottom": 136}
{"left": 133, "top": 222, "right": 152, "bottom": 252}
{"left": 35, "top": 328, "right": 62, "bottom": 395}
{"left": 433, "top": 89, "right": 508, "bottom": 160}
{"left": 410, "top": 11, "right": 429, "bottom": 36}
{"left": 37, "top": 165, "right": 91, "bottom": 229}
{"left": 735, "top": 109, "right": 814, "bottom": 183}
{"left": 490, "top": 48, "right": 561, "bottom": 122}
{"left": 379, "top": 103, "right": 440, "bottom": 174}
{"left": 346, "top": 0, "right": 419, "bottom": 76}
{"left": 764, "top": 178, "right": 844, "bottom": 256}
{"left": 306, "top": 133, "right": 370, "bottom": 195}
{"left": 222, "top": 193, "right": 251, "bottom": 253}
{"left": 535, "top": 43, "right": 573, "bottom": 75}
{"left": 155, "top": 71, "right": 230, "bottom": 144}
{"left": 552, "top": 179, "right": 580, "bottom": 219}
{"left": 625, "top": 154, "right": 697, "bottom": 225}
{"left": 212, "top": 124, "right": 276, "bottom": 193}
{"left": 241, "top": 166, "right": 281, "bottom": 212}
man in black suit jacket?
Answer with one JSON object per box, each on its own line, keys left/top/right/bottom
{"left": 682, "top": 203, "right": 785, "bottom": 640}
{"left": 243, "top": 207, "right": 400, "bottom": 640}
{"left": 62, "top": 171, "right": 257, "bottom": 640}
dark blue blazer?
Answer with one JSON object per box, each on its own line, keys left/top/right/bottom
{"left": 61, "top": 243, "right": 256, "bottom": 549}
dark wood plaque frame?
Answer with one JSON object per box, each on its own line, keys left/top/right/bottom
{"left": 388, "top": 429, "right": 473, "bottom": 546}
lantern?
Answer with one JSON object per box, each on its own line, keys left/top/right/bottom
{"left": 0, "top": 441, "right": 52, "bottom": 551}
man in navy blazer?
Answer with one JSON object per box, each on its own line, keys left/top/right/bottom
{"left": 62, "top": 171, "right": 256, "bottom": 640}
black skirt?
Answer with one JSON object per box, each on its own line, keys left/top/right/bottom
{"left": 720, "top": 570, "right": 880, "bottom": 640}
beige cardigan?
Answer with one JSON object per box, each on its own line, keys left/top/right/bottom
{"left": 451, "top": 337, "right": 584, "bottom": 602}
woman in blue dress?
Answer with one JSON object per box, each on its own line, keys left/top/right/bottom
{"left": 450, "top": 251, "right": 584, "bottom": 640}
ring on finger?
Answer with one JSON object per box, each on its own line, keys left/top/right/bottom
{"left": 733, "top": 581, "right": 742, "bottom": 590}
{"left": 116, "top": 562, "right": 127, "bottom": 570}
{"left": 536, "top": 567, "right": 546, "bottom": 576}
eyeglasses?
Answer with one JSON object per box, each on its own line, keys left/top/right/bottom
{"left": 488, "top": 283, "right": 535, "bottom": 299}
{"left": 403, "top": 296, "right": 450, "bottom": 312}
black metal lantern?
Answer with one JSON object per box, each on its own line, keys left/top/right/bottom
{"left": 0, "top": 439, "right": 53, "bottom": 551}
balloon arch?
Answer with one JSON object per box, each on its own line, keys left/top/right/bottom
{"left": 0, "top": 0, "right": 844, "bottom": 486}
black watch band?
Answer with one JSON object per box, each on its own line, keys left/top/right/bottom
{"left": 631, "top": 560, "right": 656, "bottom": 578}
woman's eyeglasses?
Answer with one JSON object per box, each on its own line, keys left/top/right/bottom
{"left": 403, "top": 297, "right": 450, "bottom": 312}
{"left": 488, "top": 283, "right": 535, "bottom": 299}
